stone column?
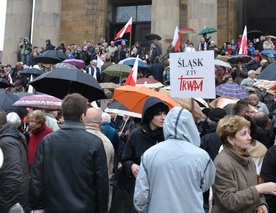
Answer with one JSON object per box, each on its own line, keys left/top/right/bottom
{"left": 2, "top": 0, "right": 32, "bottom": 65}
{"left": 151, "top": 0, "right": 180, "bottom": 55}
{"left": 32, "top": 0, "right": 62, "bottom": 50}
{"left": 187, "top": 0, "right": 217, "bottom": 48}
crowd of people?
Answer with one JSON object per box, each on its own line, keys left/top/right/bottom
{"left": 1, "top": 32, "right": 276, "bottom": 213}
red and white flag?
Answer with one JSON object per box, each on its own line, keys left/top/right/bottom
{"left": 239, "top": 25, "right": 248, "bottom": 54}
{"left": 171, "top": 25, "right": 181, "bottom": 52}
{"left": 114, "top": 17, "right": 132, "bottom": 40}
{"left": 8, "top": 73, "right": 13, "bottom": 84}
{"left": 124, "top": 56, "right": 138, "bottom": 86}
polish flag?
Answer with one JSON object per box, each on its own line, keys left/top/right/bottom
{"left": 8, "top": 73, "right": 13, "bottom": 84}
{"left": 171, "top": 26, "right": 181, "bottom": 51}
{"left": 124, "top": 56, "right": 138, "bottom": 86}
{"left": 114, "top": 17, "right": 132, "bottom": 40}
{"left": 239, "top": 25, "right": 248, "bottom": 54}
{"left": 27, "top": 74, "right": 34, "bottom": 93}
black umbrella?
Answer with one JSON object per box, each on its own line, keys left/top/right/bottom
{"left": 0, "top": 90, "right": 28, "bottom": 118}
{"left": 247, "top": 30, "right": 263, "bottom": 39}
{"left": 227, "top": 54, "right": 252, "bottom": 64}
{"left": 256, "top": 60, "right": 276, "bottom": 80}
{"left": 34, "top": 50, "right": 66, "bottom": 64}
{"left": 145, "top": 33, "right": 162, "bottom": 41}
{"left": 30, "top": 68, "right": 106, "bottom": 101}
{"left": 0, "top": 78, "right": 12, "bottom": 88}
{"left": 19, "top": 68, "right": 45, "bottom": 77}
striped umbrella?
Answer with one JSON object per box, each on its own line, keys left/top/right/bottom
{"left": 216, "top": 82, "right": 249, "bottom": 99}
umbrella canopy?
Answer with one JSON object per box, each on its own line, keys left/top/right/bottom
{"left": 247, "top": 30, "right": 263, "bottom": 39}
{"left": 136, "top": 77, "right": 164, "bottom": 88}
{"left": 56, "top": 62, "right": 77, "bottom": 69}
{"left": 159, "top": 89, "right": 205, "bottom": 119}
{"left": 164, "top": 38, "right": 173, "bottom": 43}
{"left": 0, "top": 90, "right": 28, "bottom": 118}
{"left": 114, "top": 39, "right": 129, "bottom": 46}
{"left": 118, "top": 57, "right": 149, "bottom": 68}
{"left": 63, "top": 59, "right": 86, "bottom": 69}
{"left": 113, "top": 86, "right": 180, "bottom": 114}
{"left": 227, "top": 54, "right": 252, "bottom": 64}
{"left": 102, "top": 64, "right": 132, "bottom": 79}
{"left": 257, "top": 61, "right": 276, "bottom": 80}
{"left": 261, "top": 50, "right": 276, "bottom": 55}
{"left": 216, "top": 55, "right": 229, "bottom": 62}
{"left": 214, "top": 59, "right": 232, "bottom": 68}
{"left": 210, "top": 97, "right": 239, "bottom": 109}
{"left": 253, "top": 79, "right": 276, "bottom": 95}
{"left": 216, "top": 82, "right": 249, "bottom": 99}
{"left": 99, "top": 82, "right": 120, "bottom": 89}
{"left": 145, "top": 33, "right": 162, "bottom": 40}
{"left": 34, "top": 50, "right": 66, "bottom": 64}
{"left": 105, "top": 102, "right": 142, "bottom": 118}
{"left": 0, "top": 78, "right": 12, "bottom": 88}
{"left": 13, "top": 94, "right": 62, "bottom": 111}
{"left": 264, "top": 35, "right": 276, "bottom": 40}
{"left": 198, "top": 28, "right": 217, "bottom": 35}
{"left": 19, "top": 68, "right": 45, "bottom": 77}
{"left": 30, "top": 68, "right": 106, "bottom": 102}
{"left": 179, "top": 27, "right": 196, "bottom": 34}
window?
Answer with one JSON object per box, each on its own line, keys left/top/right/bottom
{"left": 115, "top": 5, "right": 151, "bottom": 23}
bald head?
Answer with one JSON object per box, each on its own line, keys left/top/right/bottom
{"left": 85, "top": 108, "right": 102, "bottom": 126}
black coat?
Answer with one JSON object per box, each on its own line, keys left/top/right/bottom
{"left": 149, "top": 62, "right": 165, "bottom": 82}
{"left": 113, "top": 50, "right": 126, "bottom": 64}
{"left": 261, "top": 145, "right": 276, "bottom": 213}
{"left": 110, "top": 97, "right": 166, "bottom": 213}
{"left": 29, "top": 122, "right": 109, "bottom": 213}
{"left": 0, "top": 123, "right": 29, "bottom": 213}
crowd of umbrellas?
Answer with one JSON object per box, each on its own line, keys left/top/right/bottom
{"left": 2, "top": 26, "right": 276, "bottom": 119}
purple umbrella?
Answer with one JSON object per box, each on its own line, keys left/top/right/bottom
{"left": 63, "top": 59, "right": 86, "bottom": 69}
{"left": 13, "top": 94, "right": 62, "bottom": 111}
{"left": 216, "top": 82, "right": 249, "bottom": 99}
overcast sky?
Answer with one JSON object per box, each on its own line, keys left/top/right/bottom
{"left": 0, "top": 0, "right": 7, "bottom": 51}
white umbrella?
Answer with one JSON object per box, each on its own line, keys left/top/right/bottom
{"left": 214, "top": 59, "right": 232, "bottom": 68}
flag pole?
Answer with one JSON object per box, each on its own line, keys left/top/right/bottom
{"left": 129, "top": 31, "right": 132, "bottom": 51}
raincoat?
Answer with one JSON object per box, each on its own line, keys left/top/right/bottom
{"left": 134, "top": 107, "right": 216, "bottom": 213}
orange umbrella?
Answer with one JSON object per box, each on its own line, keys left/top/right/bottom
{"left": 113, "top": 86, "right": 180, "bottom": 114}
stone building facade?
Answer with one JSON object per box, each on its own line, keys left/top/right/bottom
{"left": 3, "top": 0, "right": 276, "bottom": 65}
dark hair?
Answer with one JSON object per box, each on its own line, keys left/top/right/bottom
{"left": 0, "top": 109, "right": 7, "bottom": 128}
{"left": 232, "top": 100, "right": 250, "bottom": 115}
{"left": 143, "top": 103, "right": 169, "bottom": 124}
{"left": 254, "top": 112, "right": 269, "bottom": 129}
{"left": 61, "top": 93, "right": 88, "bottom": 121}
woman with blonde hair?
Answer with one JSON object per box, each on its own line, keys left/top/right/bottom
{"left": 212, "top": 115, "right": 276, "bottom": 213}
{"left": 27, "top": 110, "right": 53, "bottom": 166}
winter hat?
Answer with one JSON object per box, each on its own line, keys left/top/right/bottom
{"left": 208, "top": 108, "right": 226, "bottom": 122}
{"left": 14, "top": 80, "right": 22, "bottom": 87}
{"left": 268, "top": 54, "right": 275, "bottom": 58}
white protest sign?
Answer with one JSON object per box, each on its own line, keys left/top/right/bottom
{"left": 169, "top": 51, "right": 215, "bottom": 98}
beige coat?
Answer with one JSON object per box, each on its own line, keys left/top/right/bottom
{"left": 86, "top": 125, "right": 114, "bottom": 211}
{"left": 212, "top": 146, "right": 267, "bottom": 213}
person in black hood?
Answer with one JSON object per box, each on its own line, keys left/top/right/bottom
{"left": 45, "top": 39, "right": 55, "bottom": 51}
{"left": 0, "top": 109, "right": 29, "bottom": 212}
{"left": 109, "top": 97, "right": 169, "bottom": 213}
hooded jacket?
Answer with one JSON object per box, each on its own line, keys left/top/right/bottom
{"left": 0, "top": 123, "right": 29, "bottom": 213}
{"left": 134, "top": 107, "right": 216, "bottom": 213}
{"left": 109, "top": 97, "right": 167, "bottom": 213}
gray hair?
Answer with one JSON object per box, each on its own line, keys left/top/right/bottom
{"left": 101, "top": 112, "right": 111, "bottom": 123}
{"left": 7, "top": 112, "right": 21, "bottom": 127}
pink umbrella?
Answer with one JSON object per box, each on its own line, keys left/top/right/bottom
{"left": 179, "top": 27, "right": 196, "bottom": 34}
{"left": 63, "top": 59, "right": 86, "bottom": 69}
{"left": 12, "top": 94, "right": 62, "bottom": 111}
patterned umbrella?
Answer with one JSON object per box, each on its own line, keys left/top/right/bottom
{"left": 102, "top": 64, "right": 132, "bottom": 78}
{"left": 56, "top": 62, "right": 77, "bottom": 70}
{"left": 216, "top": 82, "right": 249, "bottom": 99}
{"left": 179, "top": 27, "right": 196, "bottom": 34}
{"left": 227, "top": 54, "right": 252, "bottom": 64}
{"left": 13, "top": 94, "right": 62, "bottom": 111}
{"left": 63, "top": 59, "right": 86, "bottom": 69}
{"left": 210, "top": 97, "right": 239, "bottom": 109}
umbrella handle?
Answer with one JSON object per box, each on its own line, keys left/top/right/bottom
{"left": 119, "top": 116, "right": 129, "bottom": 133}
